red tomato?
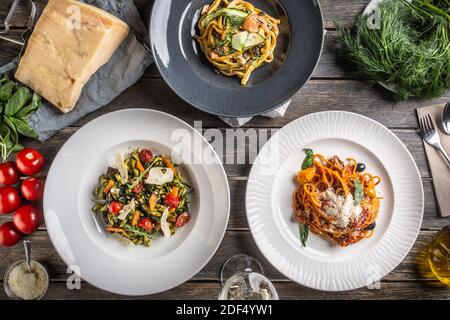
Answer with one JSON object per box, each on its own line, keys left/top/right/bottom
{"left": 164, "top": 194, "right": 180, "bottom": 208}
{"left": 108, "top": 201, "right": 124, "bottom": 214}
{"left": 175, "top": 212, "right": 190, "bottom": 228}
{"left": 132, "top": 183, "right": 144, "bottom": 194}
{"left": 139, "top": 149, "right": 153, "bottom": 163}
{"left": 0, "top": 186, "right": 22, "bottom": 214}
{"left": 0, "top": 222, "right": 22, "bottom": 247}
{"left": 138, "top": 218, "right": 153, "bottom": 232}
{"left": 15, "top": 148, "right": 45, "bottom": 176}
{"left": 20, "top": 177, "right": 45, "bottom": 201}
{"left": 0, "top": 162, "right": 20, "bottom": 185}
{"left": 13, "top": 204, "right": 43, "bottom": 234}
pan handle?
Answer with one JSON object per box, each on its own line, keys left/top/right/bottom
{"left": 0, "top": 0, "right": 36, "bottom": 47}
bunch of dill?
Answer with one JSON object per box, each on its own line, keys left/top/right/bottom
{"left": 338, "top": 0, "right": 450, "bottom": 101}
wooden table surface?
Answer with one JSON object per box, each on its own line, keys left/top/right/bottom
{"left": 0, "top": 0, "right": 449, "bottom": 300}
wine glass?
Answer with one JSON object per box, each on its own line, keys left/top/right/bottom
{"left": 218, "top": 254, "right": 279, "bottom": 300}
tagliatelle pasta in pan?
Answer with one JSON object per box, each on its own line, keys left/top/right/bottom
{"left": 293, "top": 149, "right": 382, "bottom": 247}
{"left": 196, "top": 0, "right": 280, "bottom": 85}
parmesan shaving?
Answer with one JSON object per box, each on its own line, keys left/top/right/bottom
{"left": 118, "top": 198, "right": 135, "bottom": 221}
{"left": 115, "top": 152, "right": 128, "bottom": 184}
{"left": 160, "top": 207, "right": 171, "bottom": 238}
{"left": 145, "top": 167, "right": 174, "bottom": 185}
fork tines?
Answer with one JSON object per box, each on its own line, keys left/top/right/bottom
{"left": 419, "top": 113, "right": 435, "bottom": 136}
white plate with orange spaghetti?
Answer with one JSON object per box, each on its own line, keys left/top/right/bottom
{"left": 246, "top": 111, "right": 424, "bottom": 291}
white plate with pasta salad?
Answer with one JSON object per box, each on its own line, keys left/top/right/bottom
{"left": 44, "top": 109, "right": 230, "bottom": 295}
{"left": 246, "top": 111, "right": 423, "bottom": 291}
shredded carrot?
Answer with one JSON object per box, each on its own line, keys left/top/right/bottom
{"left": 103, "top": 180, "right": 114, "bottom": 193}
{"left": 136, "top": 159, "right": 145, "bottom": 173}
{"left": 149, "top": 193, "right": 158, "bottom": 211}
{"left": 171, "top": 187, "right": 179, "bottom": 196}
{"left": 163, "top": 158, "right": 176, "bottom": 174}
{"left": 106, "top": 227, "right": 124, "bottom": 234}
{"left": 169, "top": 207, "right": 176, "bottom": 213}
{"left": 131, "top": 210, "right": 141, "bottom": 227}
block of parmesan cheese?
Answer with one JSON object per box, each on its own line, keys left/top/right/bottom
{"left": 15, "top": 0, "right": 130, "bottom": 113}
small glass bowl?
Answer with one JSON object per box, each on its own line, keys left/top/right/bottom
{"left": 3, "top": 260, "right": 49, "bottom": 300}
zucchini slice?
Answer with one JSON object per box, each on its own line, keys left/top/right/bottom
{"left": 201, "top": 8, "right": 248, "bottom": 27}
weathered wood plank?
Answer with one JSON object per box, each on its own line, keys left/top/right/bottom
{"left": 0, "top": 230, "right": 447, "bottom": 283}
{"left": 1, "top": 278, "right": 449, "bottom": 300}
{"left": 0, "top": 0, "right": 365, "bottom": 30}
{"left": 27, "top": 78, "right": 442, "bottom": 129}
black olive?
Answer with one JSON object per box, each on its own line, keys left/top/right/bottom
{"left": 356, "top": 163, "right": 366, "bottom": 172}
{"left": 365, "top": 222, "right": 376, "bottom": 231}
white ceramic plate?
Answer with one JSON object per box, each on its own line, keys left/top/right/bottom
{"left": 246, "top": 111, "right": 423, "bottom": 291}
{"left": 44, "top": 109, "right": 230, "bottom": 295}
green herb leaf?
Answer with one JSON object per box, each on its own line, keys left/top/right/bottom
{"left": 15, "top": 93, "right": 41, "bottom": 119}
{"left": 299, "top": 224, "right": 309, "bottom": 247}
{"left": 5, "top": 87, "right": 30, "bottom": 116}
{"left": 337, "top": 0, "right": 450, "bottom": 101}
{"left": 301, "top": 148, "right": 314, "bottom": 169}
{"left": 10, "top": 117, "right": 38, "bottom": 138}
{"left": 354, "top": 179, "right": 364, "bottom": 206}
{"left": 0, "top": 81, "right": 16, "bottom": 102}
{"left": 0, "top": 74, "right": 8, "bottom": 85}
{"left": 124, "top": 225, "right": 151, "bottom": 238}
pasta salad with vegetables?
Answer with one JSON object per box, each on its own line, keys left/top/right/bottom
{"left": 92, "top": 148, "right": 192, "bottom": 247}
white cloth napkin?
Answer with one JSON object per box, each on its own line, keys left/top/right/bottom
{"left": 219, "top": 100, "right": 291, "bottom": 127}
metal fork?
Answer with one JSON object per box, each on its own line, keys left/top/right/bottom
{"left": 419, "top": 113, "right": 450, "bottom": 165}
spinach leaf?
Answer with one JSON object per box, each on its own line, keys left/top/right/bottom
{"left": 0, "top": 81, "right": 16, "bottom": 102}
{"left": 10, "top": 117, "right": 38, "bottom": 139}
{"left": 15, "top": 93, "right": 41, "bottom": 119}
{"left": 5, "top": 87, "right": 30, "bottom": 116}
{"left": 354, "top": 180, "right": 364, "bottom": 206}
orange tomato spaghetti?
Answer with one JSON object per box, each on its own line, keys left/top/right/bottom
{"left": 293, "top": 150, "right": 381, "bottom": 247}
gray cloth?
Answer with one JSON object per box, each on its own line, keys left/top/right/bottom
{"left": 0, "top": 0, "right": 153, "bottom": 141}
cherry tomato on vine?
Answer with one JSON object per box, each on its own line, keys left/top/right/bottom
{"left": 0, "top": 162, "right": 20, "bottom": 185}
{"left": 0, "top": 186, "right": 22, "bottom": 214}
{"left": 0, "top": 222, "right": 22, "bottom": 247}
{"left": 15, "top": 148, "right": 45, "bottom": 176}
{"left": 13, "top": 204, "right": 43, "bottom": 234}
{"left": 20, "top": 177, "right": 45, "bottom": 201}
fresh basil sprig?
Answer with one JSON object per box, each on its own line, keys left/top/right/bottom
{"left": 354, "top": 179, "right": 364, "bottom": 206}
{"left": 301, "top": 148, "right": 314, "bottom": 169}
{"left": 0, "top": 74, "right": 41, "bottom": 161}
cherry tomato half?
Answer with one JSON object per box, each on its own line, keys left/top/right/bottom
{"left": 0, "top": 186, "right": 22, "bottom": 214}
{"left": 139, "top": 149, "right": 153, "bottom": 163}
{"left": 20, "top": 177, "right": 45, "bottom": 201}
{"left": 108, "top": 201, "right": 124, "bottom": 214}
{"left": 175, "top": 212, "right": 190, "bottom": 228}
{"left": 13, "top": 204, "right": 43, "bottom": 234}
{"left": 15, "top": 148, "right": 45, "bottom": 176}
{"left": 132, "top": 183, "right": 144, "bottom": 194}
{"left": 164, "top": 194, "right": 180, "bottom": 208}
{"left": 138, "top": 218, "right": 153, "bottom": 232}
{"left": 0, "top": 162, "right": 20, "bottom": 185}
{"left": 0, "top": 222, "right": 22, "bottom": 247}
